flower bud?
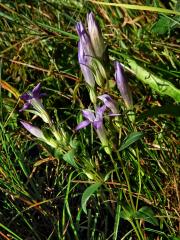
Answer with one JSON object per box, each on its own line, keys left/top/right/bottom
{"left": 87, "top": 12, "right": 106, "bottom": 59}
{"left": 20, "top": 120, "right": 57, "bottom": 148}
{"left": 114, "top": 61, "right": 133, "bottom": 109}
{"left": 78, "top": 40, "right": 95, "bottom": 88}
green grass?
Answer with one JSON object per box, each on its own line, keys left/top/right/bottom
{"left": 0, "top": 0, "right": 180, "bottom": 239}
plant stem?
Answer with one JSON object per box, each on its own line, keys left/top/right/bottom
{"left": 116, "top": 151, "right": 145, "bottom": 240}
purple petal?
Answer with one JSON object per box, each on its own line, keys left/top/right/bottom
{"left": 20, "top": 93, "right": 32, "bottom": 101}
{"left": 76, "top": 21, "right": 94, "bottom": 57}
{"left": 93, "top": 119, "right": 103, "bottom": 130}
{"left": 32, "top": 83, "right": 41, "bottom": 98}
{"left": 78, "top": 41, "right": 95, "bottom": 88}
{"left": 95, "top": 105, "right": 106, "bottom": 121}
{"left": 20, "top": 120, "right": 45, "bottom": 139}
{"left": 108, "top": 113, "right": 121, "bottom": 116}
{"left": 98, "top": 94, "right": 118, "bottom": 114}
{"left": 82, "top": 109, "right": 95, "bottom": 122}
{"left": 76, "top": 21, "right": 85, "bottom": 37}
{"left": 19, "top": 102, "right": 31, "bottom": 112}
{"left": 87, "top": 12, "right": 105, "bottom": 58}
{"left": 75, "top": 120, "right": 90, "bottom": 131}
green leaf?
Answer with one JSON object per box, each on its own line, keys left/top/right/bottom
{"left": 0, "top": 12, "right": 15, "bottom": 21}
{"left": 152, "top": 15, "right": 180, "bottom": 35}
{"left": 63, "top": 149, "right": 78, "bottom": 168}
{"left": 135, "top": 206, "right": 159, "bottom": 226}
{"left": 120, "top": 205, "right": 135, "bottom": 221}
{"left": 127, "top": 58, "right": 180, "bottom": 102}
{"left": 137, "top": 104, "right": 180, "bottom": 121}
{"left": 119, "top": 132, "right": 143, "bottom": 151}
{"left": 81, "top": 183, "right": 102, "bottom": 214}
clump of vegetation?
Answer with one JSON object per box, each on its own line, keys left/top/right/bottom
{"left": 0, "top": 0, "right": 179, "bottom": 239}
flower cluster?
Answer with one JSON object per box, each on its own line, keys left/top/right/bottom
{"left": 76, "top": 13, "right": 110, "bottom": 103}
{"left": 76, "top": 12, "right": 133, "bottom": 153}
{"left": 20, "top": 12, "right": 133, "bottom": 156}
{"left": 19, "top": 84, "right": 64, "bottom": 148}
{"left": 76, "top": 12, "right": 133, "bottom": 109}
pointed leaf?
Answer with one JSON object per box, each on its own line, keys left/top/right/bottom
{"left": 119, "top": 132, "right": 143, "bottom": 151}
{"left": 135, "top": 206, "right": 159, "bottom": 226}
{"left": 120, "top": 205, "right": 135, "bottom": 221}
{"left": 81, "top": 183, "right": 101, "bottom": 214}
{"left": 127, "top": 58, "right": 180, "bottom": 102}
{"left": 63, "top": 149, "right": 78, "bottom": 168}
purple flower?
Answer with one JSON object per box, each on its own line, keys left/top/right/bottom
{"left": 76, "top": 106, "right": 111, "bottom": 154}
{"left": 76, "top": 106, "right": 106, "bottom": 131}
{"left": 20, "top": 120, "right": 57, "bottom": 148}
{"left": 78, "top": 39, "right": 95, "bottom": 88}
{"left": 114, "top": 61, "right": 133, "bottom": 109}
{"left": 87, "top": 12, "right": 105, "bottom": 59}
{"left": 20, "top": 83, "right": 51, "bottom": 124}
{"left": 20, "top": 120, "right": 46, "bottom": 139}
{"left": 76, "top": 22, "right": 94, "bottom": 57}
{"left": 20, "top": 83, "right": 45, "bottom": 111}
{"left": 98, "top": 94, "right": 119, "bottom": 114}
{"left": 76, "top": 16, "right": 107, "bottom": 88}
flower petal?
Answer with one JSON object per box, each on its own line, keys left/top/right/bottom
{"left": 76, "top": 21, "right": 85, "bottom": 37}
{"left": 93, "top": 119, "right": 103, "bottom": 129}
{"left": 75, "top": 120, "right": 90, "bottom": 131}
{"left": 76, "top": 21, "right": 94, "bottom": 57}
{"left": 78, "top": 41, "right": 95, "bottom": 88}
{"left": 20, "top": 93, "right": 32, "bottom": 101}
{"left": 98, "top": 94, "right": 119, "bottom": 114}
{"left": 32, "top": 83, "right": 41, "bottom": 98}
{"left": 87, "top": 12, "right": 105, "bottom": 58}
{"left": 20, "top": 120, "right": 45, "bottom": 139}
{"left": 82, "top": 109, "right": 95, "bottom": 122}
{"left": 19, "top": 102, "right": 31, "bottom": 112}
{"left": 95, "top": 105, "right": 106, "bottom": 121}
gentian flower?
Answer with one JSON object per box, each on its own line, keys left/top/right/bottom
{"left": 20, "top": 83, "right": 51, "bottom": 124}
{"left": 98, "top": 94, "right": 119, "bottom": 114}
{"left": 76, "top": 106, "right": 111, "bottom": 154}
{"left": 76, "top": 13, "right": 108, "bottom": 88}
{"left": 87, "top": 12, "right": 106, "bottom": 59}
{"left": 76, "top": 22, "right": 94, "bottom": 58}
{"left": 114, "top": 61, "right": 133, "bottom": 109}
{"left": 78, "top": 39, "right": 95, "bottom": 88}
{"left": 20, "top": 120, "right": 57, "bottom": 148}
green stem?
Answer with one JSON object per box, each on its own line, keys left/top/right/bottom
{"left": 117, "top": 151, "right": 135, "bottom": 210}
{"left": 130, "top": 220, "right": 142, "bottom": 240}
{"left": 116, "top": 151, "right": 145, "bottom": 240}
{"left": 135, "top": 147, "right": 142, "bottom": 210}
{"left": 109, "top": 154, "right": 121, "bottom": 182}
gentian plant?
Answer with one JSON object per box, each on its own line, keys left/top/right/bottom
{"left": 75, "top": 14, "right": 146, "bottom": 238}
{"left": 76, "top": 12, "right": 108, "bottom": 93}
{"left": 20, "top": 83, "right": 66, "bottom": 148}
{"left": 19, "top": 12, "right": 147, "bottom": 240}
{"left": 76, "top": 105, "right": 111, "bottom": 154}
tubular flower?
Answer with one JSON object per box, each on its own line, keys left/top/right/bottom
{"left": 20, "top": 120, "right": 57, "bottom": 148}
{"left": 20, "top": 83, "right": 52, "bottom": 124}
{"left": 114, "top": 61, "right": 133, "bottom": 109}
{"left": 78, "top": 39, "right": 95, "bottom": 88}
{"left": 76, "top": 106, "right": 111, "bottom": 154}
{"left": 76, "top": 22, "right": 94, "bottom": 58}
{"left": 76, "top": 13, "right": 108, "bottom": 88}
{"left": 87, "top": 12, "right": 106, "bottom": 59}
